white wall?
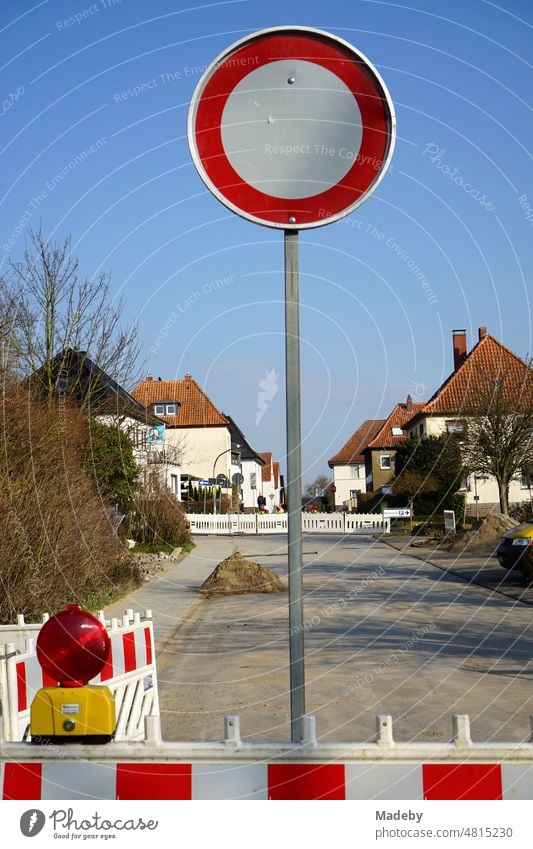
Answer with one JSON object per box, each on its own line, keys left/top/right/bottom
{"left": 241, "top": 458, "right": 264, "bottom": 510}
{"left": 165, "top": 426, "right": 230, "bottom": 480}
{"left": 413, "top": 415, "right": 531, "bottom": 510}
{"left": 332, "top": 462, "right": 366, "bottom": 507}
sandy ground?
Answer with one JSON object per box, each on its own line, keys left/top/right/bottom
{"left": 150, "top": 534, "right": 533, "bottom": 744}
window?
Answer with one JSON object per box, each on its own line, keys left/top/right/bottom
{"left": 392, "top": 427, "right": 403, "bottom": 437}
{"left": 380, "top": 455, "right": 392, "bottom": 470}
{"left": 522, "top": 475, "right": 532, "bottom": 490}
{"left": 154, "top": 404, "right": 165, "bottom": 416}
{"left": 419, "top": 423, "right": 424, "bottom": 436}
{"left": 166, "top": 404, "right": 177, "bottom": 415}
{"left": 170, "top": 474, "right": 178, "bottom": 495}
{"left": 445, "top": 420, "right": 464, "bottom": 433}
{"left": 350, "top": 465, "right": 362, "bottom": 478}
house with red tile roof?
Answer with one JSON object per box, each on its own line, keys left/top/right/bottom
{"left": 132, "top": 373, "right": 233, "bottom": 486}
{"left": 364, "top": 396, "right": 425, "bottom": 493}
{"left": 328, "top": 419, "right": 385, "bottom": 508}
{"left": 403, "top": 327, "right": 533, "bottom": 515}
{"left": 258, "top": 451, "right": 283, "bottom": 511}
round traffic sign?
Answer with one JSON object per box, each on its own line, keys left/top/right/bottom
{"left": 36, "top": 604, "right": 110, "bottom": 687}
{"left": 188, "top": 27, "right": 395, "bottom": 230}
{"left": 216, "top": 473, "right": 229, "bottom": 487}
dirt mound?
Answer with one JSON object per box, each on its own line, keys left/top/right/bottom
{"left": 199, "top": 549, "right": 287, "bottom": 598}
{"left": 447, "top": 512, "right": 519, "bottom": 553}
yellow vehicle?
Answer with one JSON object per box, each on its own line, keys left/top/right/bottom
{"left": 496, "top": 521, "right": 533, "bottom": 571}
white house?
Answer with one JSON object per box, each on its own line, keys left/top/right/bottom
{"left": 403, "top": 327, "right": 533, "bottom": 516}
{"left": 224, "top": 415, "right": 265, "bottom": 511}
{"left": 328, "top": 419, "right": 383, "bottom": 509}
{"left": 132, "top": 373, "right": 232, "bottom": 499}
{"left": 258, "top": 452, "right": 284, "bottom": 512}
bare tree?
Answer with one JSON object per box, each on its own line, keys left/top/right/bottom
{"left": 304, "top": 474, "right": 331, "bottom": 499}
{"left": 461, "top": 361, "right": 533, "bottom": 515}
{"left": 2, "top": 228, "right": 143, "bottom": 409}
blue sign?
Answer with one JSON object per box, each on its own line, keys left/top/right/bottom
{"left": 198, "top": 480, "right": 211, "bottom": 487}
{"left": 147, "top": 424, "right": 165, "bottom": 443}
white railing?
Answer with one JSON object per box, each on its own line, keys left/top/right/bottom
{"left": 0, "top": 609, "right": 159, "bottom": 743}
{"left": 186, "top": 512, "right": 390, "bottom": 535}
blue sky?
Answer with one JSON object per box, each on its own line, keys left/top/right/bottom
{"left": 1, "top": 0, "right": 532, "bottom": 487}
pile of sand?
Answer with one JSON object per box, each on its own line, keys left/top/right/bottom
{"left": 199, "top": 549, "right": 288, "bottom": 598}
{"left": 447, "top": 512, "right": 519, "bottom": 553}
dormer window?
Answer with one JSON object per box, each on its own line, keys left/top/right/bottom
{"left": 154, "top": 402, "right": 179, "bottom": 416}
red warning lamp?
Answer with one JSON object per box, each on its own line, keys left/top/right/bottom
{"left": 36, "top": 603, "right": 110, "bottom": 686}
{"left": 31, "top": 604, "right": 116, "bottom": 744}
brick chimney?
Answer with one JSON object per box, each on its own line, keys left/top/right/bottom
{"left": 478, "top": 326, "right": 488, "bottom": 341}
{"left": 406, "top": 393, "right": 413, "bottom": 412}
{"left": 146, "top": 374, "right": 153, "bottom": 381}
{"left": 452, "top": 329, "right": 467, "bottom": 371}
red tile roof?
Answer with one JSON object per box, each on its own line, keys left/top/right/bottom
{"left": 258, "top": 452, "right": 272, "bottom": 481}
{"left": 273, "top": 461, "right": 280, "bottom": 489}
{"left": 367, "top": 397, "right": 425, "bottom": 448}
{"left": 328, "top": 419, "right": 385, "bottom": 466}
{"left": 404, "top": 333, "right": 533, "bottom": 426}
{"left": 132, "top": 374, "right": 228, "bottom": 427}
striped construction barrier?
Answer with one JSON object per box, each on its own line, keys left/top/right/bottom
{"left": 3, "top": 715, "right": 533, "bottom": 800}
{"left": 2, "top": 760, "right": 532, "bottom": 801}
{"left": 0, "top": 611, "right": 159, "bottom": 742}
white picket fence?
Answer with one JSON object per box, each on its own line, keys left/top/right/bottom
{"left": 0, "top": 609, "right": 159, "bottom": 743}
{"left": 186, "top": 512, "right": 390, "bottom": 535}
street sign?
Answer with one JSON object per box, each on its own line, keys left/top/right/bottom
{"left": 188, "top": 26, "right": 395, "bottom": 230}
{"left": 216, "top": 473, "right": 229, "bottom": 487}
{"left": 198, "top": 480, "right": 211, "bottom": 487}
{"left": 187, "top": 25, "right": 395, "bottom": 745}
{"left": 444, "top": 510, "right": 457, "bottom": 534}
{"left": 232, "top": 473, "right": 245, "bottom": 486}
{"left": 383, "top": 507, "right": 411, "bottom": 518}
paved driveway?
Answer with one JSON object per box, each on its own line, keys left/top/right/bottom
{"left": 154, "top": 534, "right": 533, "bottom": 744}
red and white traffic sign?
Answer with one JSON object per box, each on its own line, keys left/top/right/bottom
{"left": 188, "top": 26, "right": 395, "bottom": 229}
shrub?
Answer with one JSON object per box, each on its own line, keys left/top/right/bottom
{"left": 0, "top": 381, "right": 129, "bottom": 622}
{"left": 509, "top": 502, "right": 533, "bottom": 524}
{"left": 85, "top": 419, "right": 139, "bottom": 514}
{"left": 128, "top": 473, "right": 191, "bottom": 546}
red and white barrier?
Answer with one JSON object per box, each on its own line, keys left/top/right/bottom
{"left": 2, "top": 760, "right": 532, "bottom": 801}
{"left": 2, "top": 714, "right": 533, "bottom": 800}
{"left": 0, "top": 611, "right": 159, "bottom": 742}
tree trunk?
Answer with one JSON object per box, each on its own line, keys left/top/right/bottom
{"left": 499, "top": 480, "right": 510, "bottom": 515}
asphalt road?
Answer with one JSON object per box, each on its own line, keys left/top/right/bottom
{"left": 153, "top": 534, "right": 533, "bottom": 744}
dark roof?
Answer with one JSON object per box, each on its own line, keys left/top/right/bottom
{"left": 223, "top": 414, "right": 265, "bottom": 464}
{"left": 328, "top": 419, "right": 385, "bottom": 466}
{"left": 33, "top": 349, "right": 161, "bottom": 424}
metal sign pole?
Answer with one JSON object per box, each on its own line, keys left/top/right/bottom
{"left": 284, "top": 229, "right": 305, "bottom": 743}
